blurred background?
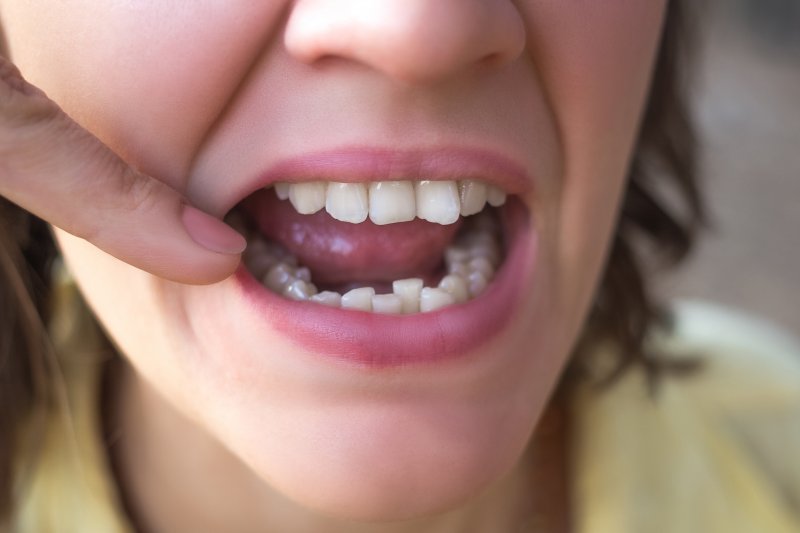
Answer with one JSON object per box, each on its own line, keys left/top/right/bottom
{"left": 661, "top": 0, "right": 800, "bottom": 334}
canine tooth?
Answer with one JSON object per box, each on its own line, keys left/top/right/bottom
{"left": 289, "top": 182, "right": 327, "bottom": 214}
{"left": 369, "top": 181, "right": 416, "bottom": 225}
{"left": 439, "top": 275, "right": 469, "bottom": 303}
{"left": 420, "top": 287, "right": 456, "bottom": 312}
{"left": 467, "top": 271, "right": 488, "bottom": 297}
{"left": 415, "top": 181, "right": 460, "bottom": 225}
{"left": 283, "top": 280, "right": 317, "bottom": 301}
{"left": 311, "top": 291, "right": 343, "bottom": 308}
{"left": 341, "top": 287, "right": 375, "bottom": 311}
{"left": 458, "top": 181, "right": 488, "bottom": 216}
{"left": 326, "top": 182, "right": 369, "bottom": 223}
{"left": 264, "top": 264, "right": 295, "bottom": 292}
{"left": 487, "top": 186, "right": 507, "bottom": 207}
{"left": 274, "top": 182, "right": 291, "bottom": 200}
{"left": 372, "top": 294, "right": 404, "bottom": 314}
{"left": 469, "top": 257, "right": 495, "bottom": 278}
{"left": 392, "top": 278, "right": 423, "bottom": 314}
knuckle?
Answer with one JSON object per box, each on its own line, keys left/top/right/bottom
{"left": 0, "top": 57, "right": 59, "bottom": 126}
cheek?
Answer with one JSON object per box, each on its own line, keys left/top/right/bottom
{"left": 1, "top": 1, "right": 287, "bottom": 186}
{"left": 522, "top": 1, "right": 666, "bottom": 328}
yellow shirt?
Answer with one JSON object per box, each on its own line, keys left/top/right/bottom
{"left": 11, "top": 291, "right": 800, "bottom": 532}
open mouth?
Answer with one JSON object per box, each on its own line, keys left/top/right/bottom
{"left": 217, "top": 148, "right": 537, "bottom": 367}
{"left": 228, "top": 179, "right": 509, "bottom": 314}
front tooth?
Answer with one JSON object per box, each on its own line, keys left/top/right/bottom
{"left": 289, "top": 182, "right": 327, "bottom": 214}
{"left": 341, "top": 287, "right": 375, "bottom": 311}
{"left": 274, "top": 182, "right": 291, "bottom": 200}
{"left": 326, "top": 182, "right": 369, "bottom": 223}
{"left": 311, "top": 291, "right": 342, "bottom": 308}
{"left": 392, "top": 278, "right": 423, "bottom": 314}
{"left": 415, "top": 181, "right": 460, "bottom": 225}
{"left": 458, "top": 181, "right": 488, "bottom": 216}
{"left": 369, "top": 181, "right": 416, "bottom": 225}
{"left": 420, "top": 287, "right": 456, "bottom": 312}
{"left": 439, "top": 274, "right": 469, "bottom": 303}
{"left": 371, "top": 294, "right": 404, "bottom": 314}
{"left": 486, "top": 186, "right": 507, "bottom": 207}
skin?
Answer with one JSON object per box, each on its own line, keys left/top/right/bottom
{"left": 0, "top": 1, "right": 667, "bottom": 532}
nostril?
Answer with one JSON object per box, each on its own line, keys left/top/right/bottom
{"left": 285, "top": 0, "right": 526, "bottom": 85}
{"left": 480, "top": 53, "right": 505, "bottom": 69}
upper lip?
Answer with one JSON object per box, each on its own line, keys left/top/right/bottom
{"left": 217, "top": 145, "right": 534, "bottom": 217}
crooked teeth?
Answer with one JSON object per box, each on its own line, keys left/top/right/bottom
{"left": 392, "top": 278, "right": 423, "bottom": 314}
{"left": 275, "top": 180, "right": 506, "bottom": 225}
{"left": 242, "top": 212, "right": 503, "bottom": 314}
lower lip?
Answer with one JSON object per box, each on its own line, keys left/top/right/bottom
{"left": 232, "top": 199, "right": 536, "bottom": 369}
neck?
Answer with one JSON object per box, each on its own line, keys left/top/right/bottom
{"left": 105, "top": 361, "right": 570, "bottom": 533}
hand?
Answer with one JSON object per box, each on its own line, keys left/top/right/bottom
{"left": 0, "top": 57, "right": 246, "bottom": 285}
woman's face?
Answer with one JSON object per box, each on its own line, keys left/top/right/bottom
{"left": 2, "top": 0, "right": 666, "bottom": 521}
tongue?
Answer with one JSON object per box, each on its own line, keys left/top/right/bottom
{"left": 243, "top": 189, "right": 462, "bottom": 284}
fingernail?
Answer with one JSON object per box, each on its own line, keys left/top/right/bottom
{"left": 181, "top": 204, "right": 247, "bottom": 255}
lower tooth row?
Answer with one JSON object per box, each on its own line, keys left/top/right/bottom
{"left": 242, "top": 216, "right": 502, "bottom": 314}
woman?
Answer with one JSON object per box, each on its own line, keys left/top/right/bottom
{"left": 1, "top": 1, "right": 799, "bottom": 532}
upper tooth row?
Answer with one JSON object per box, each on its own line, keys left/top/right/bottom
{"left": 273, "top": 180, "right": 506, "bottom": 225}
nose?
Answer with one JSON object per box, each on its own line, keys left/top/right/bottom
{"left": 285, "top": 0, "right": 526, "bottom": 84}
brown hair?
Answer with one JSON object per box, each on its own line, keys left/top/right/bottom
{"left": 0, "top": 0, "right": 705, "bottom": 522}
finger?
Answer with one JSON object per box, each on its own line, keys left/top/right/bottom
{"left": 0, "top": 57, "right": 245, "bottom": 285}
